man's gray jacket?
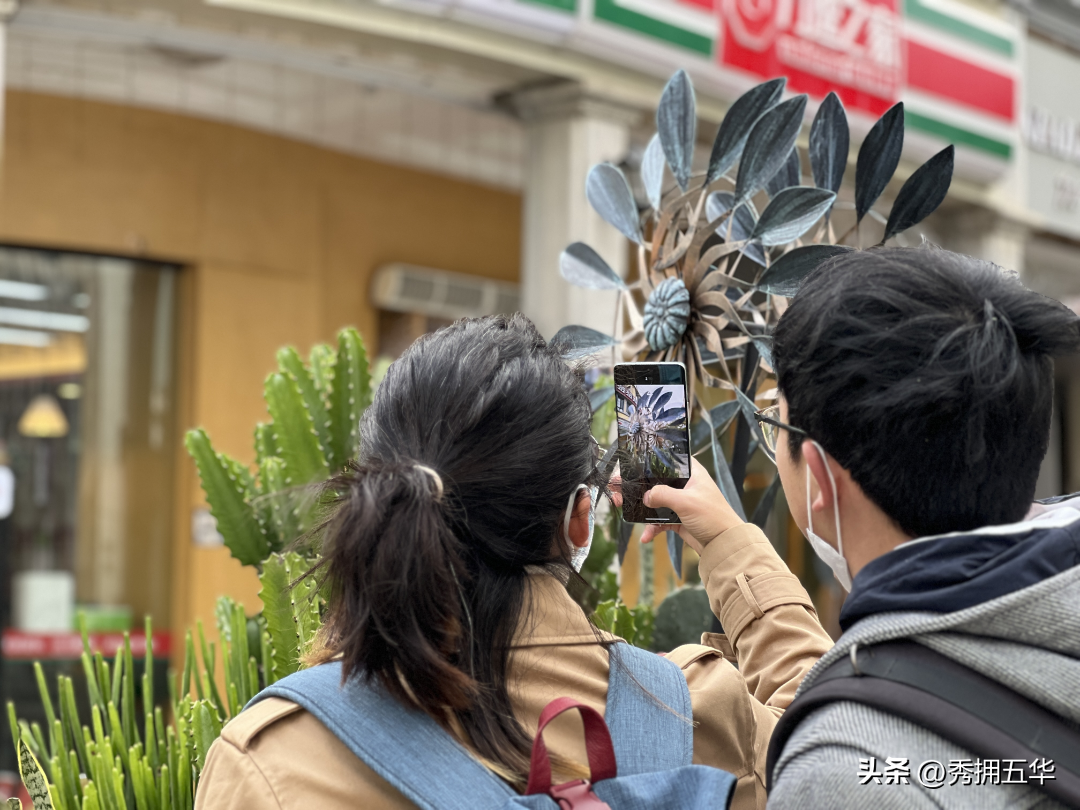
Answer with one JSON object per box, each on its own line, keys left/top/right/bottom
{"left": 768, "top": 507, "right": 1080, "bottom": 809}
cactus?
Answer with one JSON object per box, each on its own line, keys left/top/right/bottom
{"left": 184, "top": 429, "right": 269, "bottom": 567}
{"left": 652, "top": 585, "right": 713, "bottom": 653}
{"left": 183, "top": 328, "right": 371, "bottom": 566}
{"left": 8, "top": 328, "right": 370, "bottom": 809}
{"left": 259, "top": 552, "right": 322, "bottom": 683}
{"left": 327, "top": 328, "right": 371, "bottom": 472}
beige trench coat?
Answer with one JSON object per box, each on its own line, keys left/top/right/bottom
{"left": 195, "top": 524, "right": 833, "bottom": 810}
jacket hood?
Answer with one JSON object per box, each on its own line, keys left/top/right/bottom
{"left": 799, "top": 505, "right": 1080, "bottom": 723}
{"left": 840, "top": 505, "right": 1080, "bottom": 631}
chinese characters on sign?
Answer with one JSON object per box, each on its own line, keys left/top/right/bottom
{"left": 858, "top": 757, "right": 1057, "bottom": 788}
{"left": 719, "top": 0, "right": 903, "bottom": 116}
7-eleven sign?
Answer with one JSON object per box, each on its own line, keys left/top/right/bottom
{"left": 590, "top": 0, "right": 1017, "bottom": 160}
{"left": 721, "top": 0, "right": 903, "bottom": 116}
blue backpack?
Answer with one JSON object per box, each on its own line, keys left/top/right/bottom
{"left": 248, "top": 642, "right": 736, "bottom": 810}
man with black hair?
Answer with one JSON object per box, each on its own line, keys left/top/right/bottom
{"left": 646, "top": 245, "right": 1080, "bottom": 808}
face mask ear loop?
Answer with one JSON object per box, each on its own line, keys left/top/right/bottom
{"left": 563, "top": 484, "right": 588, "bottom": 543}
{"left": 809, "top": 440, "right": 843, "bottom": 559}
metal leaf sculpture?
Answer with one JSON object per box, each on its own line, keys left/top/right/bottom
{"left": 561, "top": 242, "right": 628, "bottom": 290}
{"left": 765, "top": 148, "right": 802, "bottom": 198}
{"left": 751, "top": 187, "right": 836, "bottom": 246}
{"left": 642, "top": 134, "right": 666, "bottom": 210}
{"left": 809, "top": 92, "right": 849, "bottom": 195}
{"left": 707, "top": 78, "right": 786, "bottom": 184}
{"left": 563, "top": 70, "right": 954, "bottom": 586}
{"left": 855, "top": 102, "right": 905, "bottom": 222}
{"left": 735, "top": 95, "right": 808, "bottom": 205}
{"left": 586, "top": 163, "right": 644, "bottom": 245}
{"left": 657, "top": 70, "right": 697, "bottom": 192}
{"left": 882, "top": 145, "right": 955, "bottom": 243}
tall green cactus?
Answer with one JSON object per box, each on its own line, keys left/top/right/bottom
{"left": 184, "top": 327, "right": 372, "bottom": 567}
{"left": 11, "top": 331, "right": 364, "bottom": 810}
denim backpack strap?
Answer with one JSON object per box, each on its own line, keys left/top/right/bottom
{"left": 248, "top": 663, "right": 519, "bottom": 810}
{"left": 604, "top": 643, "right": 694, "bottom": 776}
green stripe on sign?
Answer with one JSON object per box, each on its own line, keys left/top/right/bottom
{"left": 521, "top": 0, "right": 576, "bottom": 12}
{"left": 593, "top": 0, "right": 712, "bottom": 55}
{"left": 905, "top": 110, "right": 1012, "bottom": 159}
{"left": 904, "top": 0, "right": 1013, "bottom": 56}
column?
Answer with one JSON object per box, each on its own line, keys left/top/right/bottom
{"left": 512, "top": 83, "right": 643, "bottom": 341}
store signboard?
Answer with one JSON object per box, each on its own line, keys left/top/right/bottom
{"left": 1024, "top": 37, "right": 1080, "bottom": 237}
{"left": 469, "top": 0, "right": 1019, "bottom": 168}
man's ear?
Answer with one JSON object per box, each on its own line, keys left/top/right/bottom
{"left": 567, "top": 490, "right": 592, "bottom": 548}
{"left": 802, "top": 439, "right": 837, "bottom": 517}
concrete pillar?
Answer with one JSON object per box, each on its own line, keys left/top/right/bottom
{"left": 511, "top": 83, "right": 642, "bottom": 341}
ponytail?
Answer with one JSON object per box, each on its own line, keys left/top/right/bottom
{"left": 314, "top": 462, "right": 478, "bottom": 713}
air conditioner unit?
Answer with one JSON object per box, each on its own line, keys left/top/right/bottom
{"left": 371, "top": 264, "right": 520, "bottom": 322}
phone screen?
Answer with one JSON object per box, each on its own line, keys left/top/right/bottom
{"left": 614, "top": 363, "right": 691, "bottom": 524}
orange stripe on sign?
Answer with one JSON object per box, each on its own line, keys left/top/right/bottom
{"left": 906, "top": 41, "right": 1014, "bottom": 121}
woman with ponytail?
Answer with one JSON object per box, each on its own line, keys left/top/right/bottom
{"left": 195, "top": 313, "right": 833, "bottom": 810}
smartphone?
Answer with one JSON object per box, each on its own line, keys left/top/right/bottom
{"left": 614, "top": 362, "right": 691, "bottom": 524}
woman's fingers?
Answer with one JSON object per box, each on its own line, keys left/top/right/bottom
{"left": 639, "top": 458, "right": 744, "bottom": 554}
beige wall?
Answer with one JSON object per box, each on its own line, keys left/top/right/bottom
{"left": 0, "top": 90, "right": 522, "bottom": 655}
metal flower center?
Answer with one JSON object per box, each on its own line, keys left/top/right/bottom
{"left": 643, "top": 277, "right": 691, "bottom": 352}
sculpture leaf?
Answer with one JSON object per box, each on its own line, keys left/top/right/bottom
{"left": 882, "top": 145, "right": 954, "bottom": 242}
{"left": 855, "top": 102, "right": 904, "bottom": 222}
{"left": 751, "top": 187, "right": 836, "bottom": 246}
{"left": 755, "top": 244, "right": 854, "bottom": 296}
{"left": 656, "top": 69, "right": 697, "bottom": 192}
{"left": 707, "top": 78, "right": 786, "bottom": 185}
{"left": 560, "top": 242, "right": 627, "bottom": 290}
{"left": 765, "top": 148, "right": 801, "bottom": 198}
{"left": 809, "top": 92, "right": 849, "bottom": 195}
{"left": 641, "top": 133, "right": 666, "bottom": 211}
{"left": 551, "top": 325, "right": 619, "bottom": 359}
{"left": 586, "top": 163, "right": 643, "bottom": 245}
{"left": 735, "top": 95, "right": 808, "bottom": 206}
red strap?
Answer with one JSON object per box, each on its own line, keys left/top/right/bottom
{"left": 524, "top": 697, "right": 617, "bottom": 795}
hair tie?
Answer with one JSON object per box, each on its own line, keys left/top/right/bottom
{"left": 414, "top": 464, "right": 445, "bottom": 501}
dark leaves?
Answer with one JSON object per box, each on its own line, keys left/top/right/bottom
{"left": 755, "top": 244, "right": 854, "bottom": 297}
{"left": 586, "top": 163, "right": 643, "bottom": 245}
{"left": 751, "top": 474, "right": 782, "bottom": 529}
{"left": 551, "top": 325, "right": 619, "bottom": 359}
{"left": 641, "top": 133, "right": 666, "bottom": 210}
{"left": 882, "top": 145, "right": 954, "bottom": 242}
{"left": 751, "top": 186, "right": 836, "bottom": 246}
{"left": 855, "top": 102, "right": 904, "bottom": 222}
{"left": 706, "top": 192, "right": 766, "bottom": 265}
{"left": 809, "top": 92, "right": 849, "bottom": 195}
{"left": 765, "top": 148, "right": 801, "bottom": 198}
{"left": 706, "top": 78, "right": 786, "bottom": 185}
{"left": 560, "top": 242, "right": 627, "bottom": 290}
{"left": 735, "top": 95, "right": 808, "bottom": 206}
{"left": 657, "top": 70, "right": 697, "bottom": 192}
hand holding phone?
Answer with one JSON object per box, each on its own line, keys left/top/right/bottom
{"left": 615, "top": 362, "right": 691, "bottom": 524}
{"left": 637, "top": 457, "right": 747, "bottom": 554}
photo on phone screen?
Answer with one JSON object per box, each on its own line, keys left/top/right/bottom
{"left": 614, "top": 363, "right": 690, "bottom": 523}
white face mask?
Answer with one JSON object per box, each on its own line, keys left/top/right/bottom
{"left": 804, "top": 440, "right": 852, "bottom": 591}
{"left": 563, "top": 484, "right": 600, "bottom": 572}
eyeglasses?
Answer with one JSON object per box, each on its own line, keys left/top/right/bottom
{"left": 754, "top": 405, "right": 808, "bottom": 454}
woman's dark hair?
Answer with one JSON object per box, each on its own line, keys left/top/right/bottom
{"left": 773, "top": 245, "right": 1080, "bottom": 538}
{"left": 310, "top": 313, "right": 603, "bottom": 785}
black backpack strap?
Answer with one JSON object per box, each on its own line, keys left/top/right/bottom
{"left": 766, "top": 640, "right": 1080, "bottom": 806}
